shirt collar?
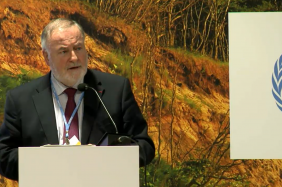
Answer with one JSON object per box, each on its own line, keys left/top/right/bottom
{"left": 51, "top": 73, "right": 84, "bottom": 95}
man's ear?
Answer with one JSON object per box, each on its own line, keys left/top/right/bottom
{"left": 42, "top": 49, "right": 50, "bottom": 66}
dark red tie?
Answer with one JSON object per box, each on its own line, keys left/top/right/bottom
{"left": 63, "top": 88, "right": 79, "bottom": 143}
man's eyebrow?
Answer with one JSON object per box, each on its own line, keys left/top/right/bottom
{"left": 74, "top": 42, "right": 83, "bottom": 46}
{"left": 58, "top": 47, "right": 68, "bottom": 51}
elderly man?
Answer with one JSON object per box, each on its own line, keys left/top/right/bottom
{"left": 0, "top": 18, "right": 155, "bottom": 181}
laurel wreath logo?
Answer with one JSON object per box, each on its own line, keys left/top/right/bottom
{"left": 272, "top": 55, "right": 282, "bottom": 111}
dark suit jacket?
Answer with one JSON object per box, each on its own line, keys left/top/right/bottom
{"left": 0, "top": 69, "right": 155, "bottom": 180}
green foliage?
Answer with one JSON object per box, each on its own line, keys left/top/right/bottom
{"left": 183, "top": 95, "right": 201, "bottom": 112}
{"left": 229, "top": 0, "right": 279, "bottom": 12}
{"left": 0, "top": 69, "right": 42, "bottom": 114}
{"left": 155, "top": 88, "right": 201, "bottom": 111}
{"left": 102, "top": 49, "right": 143, "bottom": 78}
{"left": 78, "top": 0, "right": 100, "bottom": 11}
{"left": 162, "top": 69, "right": 172, "bottom": 82}
{"left": 163, "top": 88, "right": 200, "bottom": 111}
{"left": 168, "top": 47, "right": 204, "bottom": 58}
{"left": 140, "top": 158, "right": 250, "bottom": 187}
{"left": 168, "top": 47, "right": 229, "bottom": 66}
{"left": 195, "top": 95, "right": 214, "bottom": 110}
{"left": 17, "top": 68, "right": 43, "bottom": 83}
{"left": 140, "top": 158, "right": 183, "bottom": 187}
{"left": 162, "top": 89, "right": 174, "bottom": 110}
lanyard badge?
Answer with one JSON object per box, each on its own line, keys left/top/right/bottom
{"left": 50, "top": 80, "right": 84, "bottom": 145}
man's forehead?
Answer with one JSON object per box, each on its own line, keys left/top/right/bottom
{"left": 49, "top": 26, "right": 83, "bottom": 44}
{"left": 51, "top": 36, "right": 83, "bottom": 45}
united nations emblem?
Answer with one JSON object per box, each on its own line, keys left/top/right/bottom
{"left": 272, "top": 55, "right": 282, "bottom": 111}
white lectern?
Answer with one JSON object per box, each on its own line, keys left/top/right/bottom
{"left": 19, "top": 146, "right": 139, "bottom": 187}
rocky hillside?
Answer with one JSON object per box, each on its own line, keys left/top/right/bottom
{"left": 0, "top": 0, "right": 281, "bottom": 186}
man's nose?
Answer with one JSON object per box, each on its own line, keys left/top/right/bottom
{"left": 70, "top": 50, "right": 78, "bottom": 61}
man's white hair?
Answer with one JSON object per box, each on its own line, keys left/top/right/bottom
{"left": 41, "top": 18, "right": 85, "bottom": 50}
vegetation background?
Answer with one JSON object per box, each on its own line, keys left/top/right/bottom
{"left": 0, "top": 0, "right": 281, "bottom": 186}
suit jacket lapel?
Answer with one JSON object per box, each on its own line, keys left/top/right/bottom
{"left": 32, "top": 73, "right": 59, "bottom": 144}
{"left": 81, "top": 70, "right": 104, "bottom": 144}
{"left": 31, "top": 70, "right": 105, "bottom": 145}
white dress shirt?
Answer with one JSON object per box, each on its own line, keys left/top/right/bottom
{"left": 50, "top": 74, "right": 84, "bottom": 145}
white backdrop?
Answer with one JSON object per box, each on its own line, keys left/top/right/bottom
{"left": 229, "top": 12, "right": 282, "bottom": 159}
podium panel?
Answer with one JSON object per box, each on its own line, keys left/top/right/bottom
{"left": 19, "top": 146, "right": 139, "bottom": 187}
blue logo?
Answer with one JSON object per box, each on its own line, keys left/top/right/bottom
{"left": 272, "top": 54, "right": 282, "bottom": 111}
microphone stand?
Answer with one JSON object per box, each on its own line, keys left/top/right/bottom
{"left": 79, "top": 83, "right": 148, "bottom": 186}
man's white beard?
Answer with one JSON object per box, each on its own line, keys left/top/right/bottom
{"left": 53, "top": 67, "right": 86, "bottom": 87}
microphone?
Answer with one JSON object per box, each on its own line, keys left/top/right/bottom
{"left": 78, "top": 83, "right": 130, "bottom": 146}
{"left": 78, "top": 83, "right": 148, "bottom": 185}
{"left": 78, "top": 83, "right": 118, "bottom": 134}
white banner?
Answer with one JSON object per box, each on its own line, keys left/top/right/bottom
{"left": 229, "top": 12, "right": 282, "bottom": 159}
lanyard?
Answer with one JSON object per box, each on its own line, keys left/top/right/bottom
{"left": 50, "top": 80, "right": 84, "bottom": 140}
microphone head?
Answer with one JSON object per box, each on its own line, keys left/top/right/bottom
{"left": 77, "top": 83, "right": 88, "bottom": 91}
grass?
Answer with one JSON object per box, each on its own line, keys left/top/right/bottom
{"left": 0, "top": 69, "right": 43, "bottom": 114}
{"left": 167, "top": 47, "right": 229, "bottom": 66}
{"left": 156, "top": 88, "right": 201, "bottom": 112}
{"left": 196, "top": 96, "right": 214, "bottom": 109}
{"left": 102, "top": 49, "right": 143, "bottom": 78}
{"left": 183, "top": 95, "right": 201, "bottom": 112}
